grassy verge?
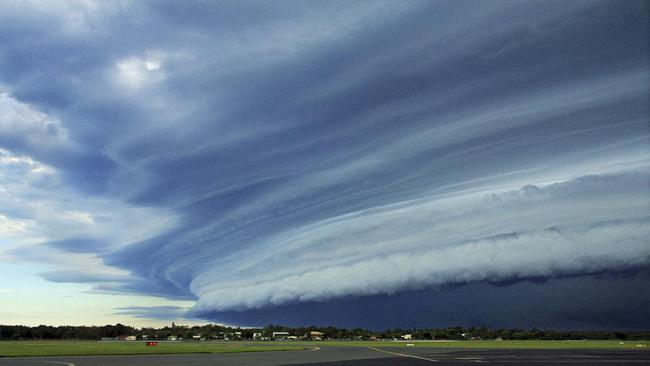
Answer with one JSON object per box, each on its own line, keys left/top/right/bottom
{"left": 0, "top": 341, "right": 305, "bottom": 357}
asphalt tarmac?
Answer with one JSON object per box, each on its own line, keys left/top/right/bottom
{"left": 1, "top": 346, "right": 649, "bottom": 365}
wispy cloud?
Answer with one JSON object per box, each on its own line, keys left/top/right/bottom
{"left": 115, "top": 306, "right": 192, "bottom": 320}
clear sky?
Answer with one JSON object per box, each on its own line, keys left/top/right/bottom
{"left": 0, "top": 0, "right": 649, "bottom": 330}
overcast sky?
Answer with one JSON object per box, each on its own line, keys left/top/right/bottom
{"left": 0, "top": 0, "right": 649, "bottom": 330}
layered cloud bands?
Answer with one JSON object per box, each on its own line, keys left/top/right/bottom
{"left": 192, "top": 172, "right": 650, "bottom": 312}
{"left": 0, "top": 0, "right": 648, "bottom": 327}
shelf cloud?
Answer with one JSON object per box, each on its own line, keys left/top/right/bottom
{"left": 0, "top": 0, "right": 648, "bottom": 328}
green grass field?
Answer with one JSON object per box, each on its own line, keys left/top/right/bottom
{"left": 0, "top": 340, "right": 305, "bottom": 357}
{"left": 1, "top": 340, "right": 647, "bottom": 357}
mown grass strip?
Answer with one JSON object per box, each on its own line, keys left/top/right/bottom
{"left": 0, "top": 341, "right": 304, "bottom": 357}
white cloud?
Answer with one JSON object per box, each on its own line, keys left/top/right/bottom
{"left": 0, "top": 92, "right": 70, "bottom": 150}
{"left": 0, "top": 0, "right": 126, "bottom": 36}
{"left": 0, "top": 147, "right": 176, "bottom": 285}
{"left": 0, "top": 214, "right": 32, "bottom": 239}
{"left": 114, "top": 53, "right": 167, "bottom": 90}
{"left": 145, "top": 61, "right": 161, "bottom": 71}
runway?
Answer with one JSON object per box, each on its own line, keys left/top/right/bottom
{"left": 1, "top": 346, "right": 649, "bottom": 365}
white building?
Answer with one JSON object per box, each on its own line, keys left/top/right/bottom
{"left": 308, "top": 331, "right": 325, "bottom": 340}
{"left": 272, "top": 331, "right": 290, "bottom": 340}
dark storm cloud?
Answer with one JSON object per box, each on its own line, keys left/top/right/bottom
{"left": 0, "top": 0, "right": 648, "bottom": 328}
{"left": 194, "top": 269, "right": 650, "bottom": 331}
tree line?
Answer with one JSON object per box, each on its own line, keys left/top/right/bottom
{"left": 1, "top": 323, "right": 648, "bottom": 341}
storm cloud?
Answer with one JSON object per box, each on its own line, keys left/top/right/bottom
{"left": 0, "top": 0, "right": 648, "bottom": 328}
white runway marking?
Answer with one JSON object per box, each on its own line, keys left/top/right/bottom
{"left": 40, "top": 362, "right": 75, "bottom": 366}
{"left": 366, "top": 346, "right": 439, "bottom": 362}
{"left": 456, "top": 356, "right": 487, "bottom": 362}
